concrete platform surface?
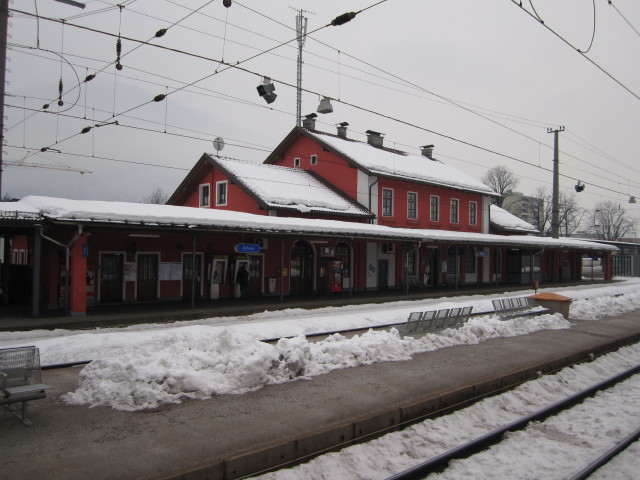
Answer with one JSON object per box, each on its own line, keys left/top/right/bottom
{"left": 1, "top": 311, "right": 640, "bottom": 480}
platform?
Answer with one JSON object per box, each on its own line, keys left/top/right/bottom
{"left": 1, "top": 310, "right": 639, "bottom": 480}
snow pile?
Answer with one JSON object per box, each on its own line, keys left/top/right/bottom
{"left": 64, "top": 314, "right": 570, "bottom": 411}
{"left": 569, "top": 288, "right": 640, "bottom": 320}
{"left": 2, "top": 279, "right": 638, "bottom": 412}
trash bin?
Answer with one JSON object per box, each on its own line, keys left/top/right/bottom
{"left": 529, "top": 292, "right": 572, "bottom": 319}
{"left": 268, "top": 277, "right": 276, "bottom": 294}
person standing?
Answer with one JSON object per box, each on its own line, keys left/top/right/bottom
{"left": 237, "top": 264, "right": 249, "bottom": 298}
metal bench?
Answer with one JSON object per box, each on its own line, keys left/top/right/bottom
{"left": 1, "top": 346, "right": 51, "bottom": 426}
{"left": 492, "top": 296, "right": 536, "bottom": 320}
{"left": 401, "top": 306, "right": 473, "bottom": 335}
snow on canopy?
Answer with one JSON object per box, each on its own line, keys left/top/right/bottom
{"left": 307, "top": 131, "right": 498, "bottom": 196}
{"left": 212, "top": 156, "right": 371, "bottom": 216}
{"left": 8, "top": 196, "right": 616, "bottom": 252}
{"left": 490, "top": 204, "right": 539, "bottom": 233}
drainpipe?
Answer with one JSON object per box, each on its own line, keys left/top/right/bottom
{"left": 41, "top": 225, "right": 83, "bottom": 316}
{"left": 280, "top": 238, "right": 284, "bottom": 303}
{"left": 368, "top": 177, "right": 379, "bottom": 224}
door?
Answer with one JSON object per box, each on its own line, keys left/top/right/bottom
{"left": 182, "top": 254, "right": 202, "bottom": 300}
{"left": 290, "top": 241, "right": 314, "bottom": 296}
{"left": 377, "top": 259, "right": 388, "bottom": 290}
{"left": 100, "top": 253, "right": 123, "bottom": 303}
{"left": 247, "top": 255, "right": 263, "bottom": 296}
{"left": 137, "top": 254, "right": 158, "bottom": 301}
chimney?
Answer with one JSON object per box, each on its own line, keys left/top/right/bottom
{"left": 420, "top": 144, "right": 434, "bottom": 159}
{"left": 366, "top": 130, "right": 384, "bottom": 148}
{"left": 336, "top": 122, "right": 349, "bottom": 139}
{"left": 302, "top": 113, "right": 317, "bottom": 130}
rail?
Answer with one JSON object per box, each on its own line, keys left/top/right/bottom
{"left": 385, "top": 364, "right": 640, "bottom": 480}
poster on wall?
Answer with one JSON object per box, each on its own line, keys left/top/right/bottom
{"left": 124, "top": 262, "right": 136, "bottom": 281}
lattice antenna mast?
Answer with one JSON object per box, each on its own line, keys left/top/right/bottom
{"left": 292, "top": 8, "right": 313, "bottom": 127}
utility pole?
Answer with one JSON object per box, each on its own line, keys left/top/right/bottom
{"left": 0, "top": 0, "right": 9, "bottom": 199}
{"left": 293, "top": 8, "right": 309, "bottom": 127}
{"left": 548, "top": 126, "right": 564, "bottom": 239}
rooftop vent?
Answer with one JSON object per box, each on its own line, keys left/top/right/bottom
{"left": 337, "top": 122, "right": 349, "bottom": 139}
{"left": 302, "top": 113, "right": 317, "bottom": 130}
{"left": 366, "top": 130, "right": 384, "bottom": 147}
{"left": 420, "top": 144, "right": 434, "bottom": 159}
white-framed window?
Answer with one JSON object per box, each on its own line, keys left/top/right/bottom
{"left": 430, "top": 195, "right": 440, "bottom": 222}
{"left": 469, "top": 201, "right": 478, "bottom": 226}
{"left": 407, "top": 192, "right": 417, "bottom": 219}
{"left": 310, "top": 154, "right": 318, "bottom": 165}
{"left": 216, "top": 181, "right": 228, "bottom": 206}
{"left": 294, "top": 157, "right": 301, "bottom": 168}
{"left": 199, "top": 183, "right": 210, "bottom": 207}
{"left": 450, "top": 198, "right": 459, "bottom": 223}
{"left": 382, "top": 188, "right": 393, "bottom": 216}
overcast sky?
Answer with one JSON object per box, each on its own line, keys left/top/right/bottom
{"left": 5, "top": 0, "right": 640, "bottom": 226}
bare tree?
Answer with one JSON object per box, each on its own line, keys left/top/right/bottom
{"left": 586, "top": 201, "right": 636, "bottom": 240}
{"left": 142, "top": 188, "right": 169, "bottom": 205}
{"left": 482, "top": 165, "right": 519, "bottom": 208}
{"left": 531, "top": 187, "right": 584, "bottom": 237}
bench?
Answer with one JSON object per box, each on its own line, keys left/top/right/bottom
{"left": 492, "top": 297, "right": 539, "bottom": 319}
{"left": 401, "top": 306, "right": 473, "bottom": 336}
{"left": 1, "top": 346, "right": 51, "bottom": 426}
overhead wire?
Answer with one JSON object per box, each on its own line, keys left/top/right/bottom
{"left": 509, "top": 0, "right": 640, "bottom": 103}
{"left": 9, "top": 2, "right": 638, "bottom": 203}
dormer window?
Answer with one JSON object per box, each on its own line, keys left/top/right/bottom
{"left": 199, "top": 184, "right": 210, "bottom": 207}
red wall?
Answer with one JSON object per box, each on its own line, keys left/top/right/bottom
{"left": 376, "top": 177, "right": 483, "bottom": 232}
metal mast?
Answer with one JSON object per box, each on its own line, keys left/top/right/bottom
{"left": 295, "top": 9, "right": 308, "bottom": 127}
{"left": 548, "top": 126, "right": 565, "bottom": 239}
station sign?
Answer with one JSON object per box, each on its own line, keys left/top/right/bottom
{"left": 234, "top": 243, "right": 261, "bottom": 254}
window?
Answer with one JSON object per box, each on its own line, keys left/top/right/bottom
{"left": 199, "top": 184, "right": 210, "bottom": 207}
{"left": 430, "top": 195, "right": 440, "bottom": 222}
{"left": 294, "top": 157, "right": 301, "bottom": 168}
{"left": 382, "top": 188, "right": 393, "bottom": 216}
{"left": 469, "top": 201, "right": 477, "bottom": 225}
{"left": 216, "top": 181, "right": 228, "bottom": 206}
{"left": 310, "top": 154, "right": 317, "bottom": 165}
{"left": 407, "top": 192, "right": 417, "bottom": 219}
{"left": 450, "top": 198, "right": 459, "bottom": 223}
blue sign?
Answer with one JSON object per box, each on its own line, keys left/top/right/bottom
{"left": 81, "top": 243, "right": 89, "bottom": 258}
{"left": 235, "top": 243, "right": 261, "bottom": 254}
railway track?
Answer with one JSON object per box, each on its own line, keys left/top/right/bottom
{"left": 386, "top": 364, "right": 640, "bottom": 480}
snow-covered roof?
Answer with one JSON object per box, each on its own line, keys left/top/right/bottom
{"left": 490, "top": 204, "right": 539, "bottom": 234}
{"left": 212, "top": 156, "right": 371, "bottom": 217}
{"left": 8, "top": 196, "right": 616, "bottom": 252}
{"left": 306, "top": 131, "right": 498, "bottom": 196}
{"left": 0, "top": 201, "right": 41, "bottom": 221}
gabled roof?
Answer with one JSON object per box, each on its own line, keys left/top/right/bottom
{"left": 209, "top": 155, "right": 373, "bottom": 218}
{"left": 490, "top": 204, "right": 539, "bottom": 234}
{"left": 167, "top": 153, "right": 372, "bottom": 218}
{"left": 265, "top": 127, "right": 500, "bottom": 197}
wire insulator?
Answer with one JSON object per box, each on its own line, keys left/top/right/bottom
{"left": 80, "top": 126, "right": 92, "bottom": 134}
{"left": 155, "top": 28, "right": 167, "bottom": 38}
{"left": 85, "top": 74, "right": 96, "bottom": 82}
{"left": 153, "top": 94, "right": 166, "bottom": 102}
{"left": 116, "top": 37, "right": 123, "bottom": 70}
{"left": 331, "top": 12, "right": 356, "bottom": 26}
